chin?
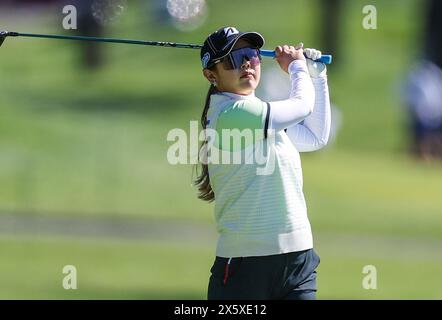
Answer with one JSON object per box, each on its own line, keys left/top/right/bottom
{"left": 245, "top": 84, "right": 258, "bottom": 93}
{"left": 240, "top": 79, "right": 258, "bottom": 90}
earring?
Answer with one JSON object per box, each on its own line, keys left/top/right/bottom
{"left": 212, "top": 81, "right": 217, "bottom": 87}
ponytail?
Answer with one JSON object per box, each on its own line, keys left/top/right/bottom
{"left": 194, "top": 84, "right": 218, "bottom": 202}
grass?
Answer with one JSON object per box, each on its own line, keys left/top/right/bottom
{"left": 0, "top": 0, "right": 441, "bottom": 299}
{"left": 0, "top": 236, "right": 212, "bottom": 299}
{"left": 304, "top": 150, "right": 442, "bottom": 240}
{"left": 1, "top": 235, "right": 440, "bottom": 299}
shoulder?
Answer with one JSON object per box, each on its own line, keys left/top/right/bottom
{"left": 219, "top": 99, "right": 268, "bottom": 119}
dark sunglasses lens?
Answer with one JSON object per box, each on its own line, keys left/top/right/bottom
{"left": 224, "top": 48, "right": 261, "bottom": 70}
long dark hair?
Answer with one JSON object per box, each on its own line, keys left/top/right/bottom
{"left": 194, "top": 82, "right": 219, "bottom": 202}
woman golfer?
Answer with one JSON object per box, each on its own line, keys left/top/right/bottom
{"left": 195, "top": 26, "right": 331, "bottom": 300}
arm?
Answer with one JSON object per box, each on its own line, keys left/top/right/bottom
{"left": 286, "top": 49, "right": 331, "bottom": 152}
{"left": 286, "top": 75, "right": 331, "bottom": 152}
{"left": 267, "top": 60, "right": 315, "bottom": 133}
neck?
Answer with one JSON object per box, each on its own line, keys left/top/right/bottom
{"left": 220, "top": 90, "right": 255, "bottom": 97}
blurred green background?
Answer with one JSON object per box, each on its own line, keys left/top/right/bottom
{"left": 0, "top": 0, "right": 441, "bottom": 299}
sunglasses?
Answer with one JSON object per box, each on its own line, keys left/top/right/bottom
{"left": 213, "top": 47, "right": 262, "bottom": 70}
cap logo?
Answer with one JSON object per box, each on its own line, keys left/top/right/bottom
{"left": 224, "top": 27, "right": 239, "bottom": 37}
{"left": 202, "top": 52, "right": 210, "bottom": 68}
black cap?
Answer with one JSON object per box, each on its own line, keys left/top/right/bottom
{"left": 200, "top": 26, "right": 265, "bottom": 69}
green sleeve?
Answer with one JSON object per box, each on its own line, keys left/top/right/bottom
{"left": 215, "top": 100, "right": 269, "bottom": 151}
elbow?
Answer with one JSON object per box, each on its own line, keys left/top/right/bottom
{"left": 316, "top": 131, "right": 331, "bottom": 150}
{"left": 317, "top": 137, "right": 329, "bottom": 149}
{"left": 315, "top": 121, "right": 332, "bottom": 150}
{"left": 310, "top": 132, "right": 330, "bottom": 152}
{"left": 297, "top": 137, "right": 329, "bottom": 153}
{"left": 312, "top": 139, "right": 327, "bottom": 152}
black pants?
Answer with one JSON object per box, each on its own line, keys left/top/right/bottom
{"left": 207, "top": 249, "right": 320, "bottom": 300}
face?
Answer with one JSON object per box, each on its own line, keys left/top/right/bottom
{"left": 203, "top": 39, "right": 261, "bottom": 95}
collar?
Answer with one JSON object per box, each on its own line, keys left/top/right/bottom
{"left": 220, "top": 91, "right": 256, "bottom": 100}
{"left": 210, "top": 90, "right": 257, "bottom": 107}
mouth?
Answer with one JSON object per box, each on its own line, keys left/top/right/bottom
{"left": 240, "top": 71, "right": 254, "bottom": 79}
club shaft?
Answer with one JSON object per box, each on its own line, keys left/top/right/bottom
{"left": 2, "top": 31, "right": 333, "bottom": 64}
{"left": 8, "top": 31, "right": 203, "bottom": 49}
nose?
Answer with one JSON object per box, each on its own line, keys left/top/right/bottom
{"left": 241, "top": 58, "right": 251, "bottom": 70}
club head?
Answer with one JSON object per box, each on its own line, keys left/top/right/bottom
{"left": 0, "top": 31, "right": 8, "bottom": 47}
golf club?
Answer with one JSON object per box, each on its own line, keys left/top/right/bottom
{"left": 0, "top": 30, "right": 333, "bottom": 64}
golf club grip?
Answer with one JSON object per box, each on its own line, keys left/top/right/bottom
{"left": 260, "top": 49, "right": 332, "bottom": 64}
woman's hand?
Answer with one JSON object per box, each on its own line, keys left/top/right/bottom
{"left": 275, "top": 43, "right": 305, "bottom": 74}
{"left": 304, "top": 48, "right": 327, "bottom": 78}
